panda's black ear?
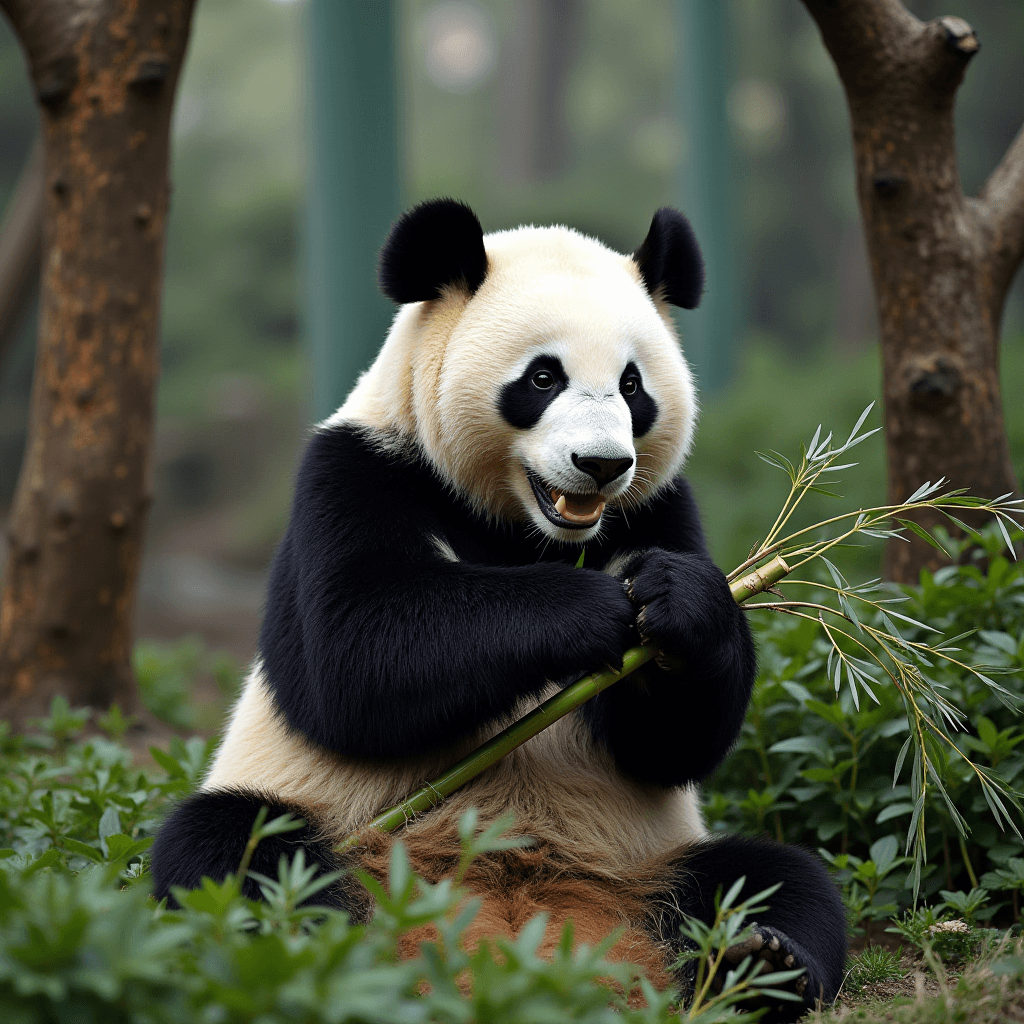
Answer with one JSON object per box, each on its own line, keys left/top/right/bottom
{"left": 378, "top": 198, "right": 487, "bottom": 304}
{"left": 632, "top": 208, "right": 704, "bottom": 310}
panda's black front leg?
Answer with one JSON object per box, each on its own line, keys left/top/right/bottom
{"left": 582, "top": 549, "right": 756, "bottom": 787}
{"left": 654, "top": 835, "right": 847, "bottom": 1023}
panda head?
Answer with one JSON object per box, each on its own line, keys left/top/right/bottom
{"left": 335, "top": 199, "right": 703, "bottom": 544}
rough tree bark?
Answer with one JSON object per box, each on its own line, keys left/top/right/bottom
{"left": 0, "top": 138, "right": 43, "bottom": 365}
{"left": 801, "top": 0, "right": 1024, "bottom": 582}
{"left": 0, "top": 0, "right": 195, "bottom": 726}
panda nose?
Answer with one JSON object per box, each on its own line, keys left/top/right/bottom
{"left": 571, "top": 454, "right": 634, "bottom": 487}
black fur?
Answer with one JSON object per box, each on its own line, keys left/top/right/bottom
{"left": 498, "top": 355, "right": 569, "bottom": 430}
{"left": 257, "top": 424, "right": 752, "bottom": 775}
{"left": 619, "top": 361, "right": 658, "bottom": 437}
{"left": 582, "top": 547, "right": 756, "bottom": 787}
{"left": 654, "top": 835, "right": 847, "bottom": 1022}
{"left": 633, "top": 208, "right": 705, "bottom": 309}
{"left": 150, "top": 789, "right": 364, "bottom": 915}
{"left": 378, "top": 198, "right": 487, "bottom": 303}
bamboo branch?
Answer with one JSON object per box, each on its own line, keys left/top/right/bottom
{"left": 340, "top": 555, "right": 793, "bottom": 848}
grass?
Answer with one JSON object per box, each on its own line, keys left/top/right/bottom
{"left": 816, "top": 938, "right": 1024, "bottom": 1023}
{"left": 846, "top": 946, "right": 907, "bottom": 990}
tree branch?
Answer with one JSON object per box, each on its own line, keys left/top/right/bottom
{"left": 0, "top": 137, "right": 42, "bottom": 366}
{"left": 802, "top": 0, "right": 917, "bottom": 92}
{"left": 0, "top": 0, "right": 95, "bottom": 111}
{"left": 802, "top": 0, "right": 976, "bottom": 101}
{"left": 978, "top": 121, "right": 1024, "bottom": 319}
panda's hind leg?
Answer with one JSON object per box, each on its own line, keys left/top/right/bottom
{"left": 652, "top": 835, "right": 847, "bottom": 1022}
{"left": 150, "top": 788, "right": 366, "bottom": 916}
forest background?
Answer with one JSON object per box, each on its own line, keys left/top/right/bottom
{"left": 0, "top": 0, "right": 1021, "bottom": 676}
{"left": 0, "top": 3, "right": 1023, "bottom": 1017}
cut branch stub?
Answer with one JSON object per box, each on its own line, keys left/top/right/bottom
{"left": 802, "top": 0, "right": 1021, "bottom": 582}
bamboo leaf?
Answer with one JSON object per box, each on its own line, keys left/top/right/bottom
{"left": 756, "top": 452, "right": 788, "bottom": 471}
{"left": 896, "top": 519, "right": 952, "bottom": 557}
{"left": 906, "top": 481, "right": 935, "bottom": 503}
{"left": 847, "top": 663, "right": 860, "bottom": 711}
{"left": 807, "top": 425, "right": 822, "bottom": 460}
{"left": 811, "top": 431, "right": 834, "bottom": 461}
{"left": 844, "top": 402, "right": 875, "bottom": 446}
{"left": 893, "top": 735, "right": 913, "bottom": 786}
{"left": 907, "top": 793, "right": 926, "bottom": 855}
{"left": 820, "top": 556, "right": 847, "bottom": 591}
{"left": 941, "top": 513, "right": 982, "bottom": 537}
{"left": 995, "top": 514, "right": 1017, "bottom": 559}
{"left": 843, "top": 426, "right": 881, "bottom": 450}
{"left": 838, "top": 592, "right": 862, "bottom": 633}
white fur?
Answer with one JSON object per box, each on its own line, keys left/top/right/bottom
{"left": 205, "top": 664, "right": 706, "bottom": 867}
{"left": 324, "top": 224, "right": 698, "bottom": 541}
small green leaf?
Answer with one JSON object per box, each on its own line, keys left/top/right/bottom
{"left": 149, "top": 746, "right": 186, "bottom": 779}
{"left": 62, "top": 838, "right": 104, "bottom": 863}
{"left": 876, "top": 803, "right": 916, "bottom": 824}
{"left": 870, "top": 835, "right": 899, "bottom": 873}
{"left": 768, "top": 736, "right": 828, "bottom": 758}
{"left": 23, "top": 848, "right": 62, "bottom": 876}
{"left": 896, "top": 519, "right": 952, "bottom": 556}
{"left": 99, "top": 807, "right": 121, "bottom": 841}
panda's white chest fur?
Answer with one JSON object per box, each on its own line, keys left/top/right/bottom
{"left": 204, "top": 666, "right": 706, "bottom": 871}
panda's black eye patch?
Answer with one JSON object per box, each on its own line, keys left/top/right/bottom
{"left": 620, "top": 362, "right": 658, "bottom": 437}
{"left": 499, "top": 356, "right": 567, "bottom": 429}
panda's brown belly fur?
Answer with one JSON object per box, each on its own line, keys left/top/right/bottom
{"left": 204, "top": 667, "right": 703, "bottom": 983}
{"left": 356, "top": 819, "right": 676, "bottom": 995}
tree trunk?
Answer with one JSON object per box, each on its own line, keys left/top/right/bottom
{"left": 0, "top": 0, "right": 195, "bottom": 726}
{"left": 801, "top": 0, "right": 1024, "bottom": 582}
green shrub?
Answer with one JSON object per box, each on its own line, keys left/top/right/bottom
{"left": 705, "top": 523, "right": 1024, "bottom": 913}
{"left": 0, "top": 713, "right": 804, "bottom": 1023}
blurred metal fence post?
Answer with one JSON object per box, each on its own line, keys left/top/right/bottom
{"left": 305, "top": 0, "right": 400, "bottom": 421}
{"left": 675, "top": 0, "right": 739, "bottom": 393}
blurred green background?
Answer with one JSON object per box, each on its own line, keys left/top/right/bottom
{"left": 0, "top": 0, "right": 1021, "bottom": 665}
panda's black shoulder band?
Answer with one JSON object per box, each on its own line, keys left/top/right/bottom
{"left": 378, "top": 198, "right": 488, "bottom": 304}
{"left": 633, "top": 207, "right": 704, "bottom": 310}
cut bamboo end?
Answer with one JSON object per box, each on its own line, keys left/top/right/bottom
{"left": 729, "top": 554, "right": 792, "bottom": 604}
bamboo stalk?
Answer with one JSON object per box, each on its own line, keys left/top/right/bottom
{"left": 339, "top": 553, "right": 791, "bottom": 849}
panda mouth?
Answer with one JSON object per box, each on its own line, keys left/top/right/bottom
{"left": 526, "top": 470, "right": 606, "bottom": 530}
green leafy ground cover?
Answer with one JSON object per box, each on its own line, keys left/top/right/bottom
{"left": 2, "top": 533, "right": 1023, "bottom": 1021}
{"left": 708, "top": 527, "right": 1024, "bottom": 925}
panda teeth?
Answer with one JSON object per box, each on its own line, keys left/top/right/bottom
{"left": 551, "top": 490, "right": 606, "bottom": 525}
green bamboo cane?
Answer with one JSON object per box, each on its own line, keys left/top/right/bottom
{"left": 338, "top": 553, "right": 791, "bottom": 850}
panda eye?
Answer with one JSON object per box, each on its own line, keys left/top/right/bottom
{"left": 532, "top": 370, "right": 555, "bottom": 390}
{"left": 622, "top": 377, "right": 639, "bottom": 397}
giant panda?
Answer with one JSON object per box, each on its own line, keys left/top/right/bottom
{"left": 152, "top": 199, "right": 846, "bottom": 1019}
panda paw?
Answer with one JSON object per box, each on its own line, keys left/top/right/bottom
{"left": 624, "top": 549, "right": 740, "bottom": 665}
{"left": 565, "top": 569, "right": 639, "bottom": 676}
{"left": 718, "top": 923, "right": 825, "bottom": 1022}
